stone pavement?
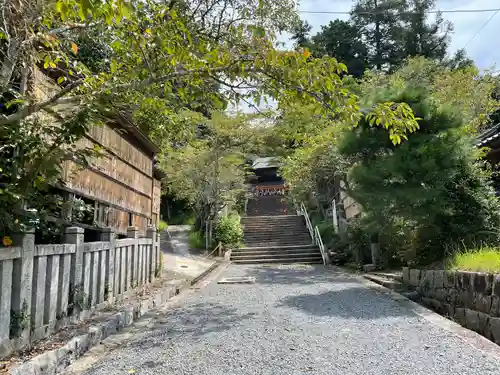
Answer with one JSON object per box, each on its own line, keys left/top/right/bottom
{"left": 64, "top": 264, "right": 500, "bottom": 375}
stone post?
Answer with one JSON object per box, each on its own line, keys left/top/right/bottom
{"left": 370, "top": 242, "right": 381, "bottom": 269}
{"left": 146, "top": 225, "right": 157, "bottom": 282}
{"left": 127, "top": 226, "right": 138, "bottom": 290}
{"left": 11, "top": 229, "right": 35, "bottom": 346}
{"left": 65, "top": 227, "right": 85, "bottom": 318}
{"left": 127, "top": 226, "right": 138, "bottom": 239}
{"left": 101, "top": 228, "right": 116, "bottom": 302}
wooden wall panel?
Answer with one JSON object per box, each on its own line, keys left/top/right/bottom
{"left": 75, "top": 137, "right": 153, "bottom": 197}
{"left": 107, "top": 207, "right": 130, "bottom": 234}
{"left": 132, "top": 215, "right": 149, "bottom": 234}
{"left": 152, "top": 179, "right": 161, "bottom": 215}
{"left": 63, "top": 162, "right": 152, "bottom": 216}
{"left": 87, "top": 124, "right": 153, "bottom": 175}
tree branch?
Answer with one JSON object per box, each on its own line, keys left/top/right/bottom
{"left": 0, "top": 78, "right": 84, "bottom": 125}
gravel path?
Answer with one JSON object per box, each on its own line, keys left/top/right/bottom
{"left": 77, "top": 265, "right": 500, "bottom": 375}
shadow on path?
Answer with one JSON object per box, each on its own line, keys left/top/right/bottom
{"left": 124, "top": 302, "right": 256, "bottom": 351}
{"left": 243, "top": 265, "right": 360, "bottom": 286}
{"left": 278, "top": 287, "right": 416, "bottom": 319}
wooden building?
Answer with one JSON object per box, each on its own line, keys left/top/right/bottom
{"left": 33, "top": 69, "right": 162, "bottom": 239}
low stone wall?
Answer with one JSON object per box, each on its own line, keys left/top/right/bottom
{"left": 403, "top": 267, "right": 500, "bottom": 344}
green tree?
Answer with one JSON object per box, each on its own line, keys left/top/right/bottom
{"left": 159, "top": 113, "right": 257, "bottom": 230}
{"left": 398, "top": 0, "right": 452, "bottom": 62}
{"left": 360, "top": 57, "right": 498, "bottom": 132}
{"left": 338, "top": 87, "right": 500, "bottom": 264}
{"left": 309, "top": 20, "right": 368, "bottom": 78}
{"left": 351, "top": 0, "right": 452, "bottom": 71}
{"left": 0, "top": 0, "right": 420, "bottom": 237}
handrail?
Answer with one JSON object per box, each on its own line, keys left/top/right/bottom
{"left": 300, "top": 202, "right": 314, "bottom": 242}
{"left": 314, "top": 226, "right": 328, "bottom": 265}
{"left": 299, "top": 202, "right": 329, "bottom": 266}
{"left": 207, "top": 241, "right": 223, "bottom": 257}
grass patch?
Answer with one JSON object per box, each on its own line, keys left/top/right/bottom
{"left": 158, "top": 220, "right": 168, "bottom": 231}
{"left": 447, "top": 246, "right": 500, "bottom": 273}
{"left": 188, "top": 230, "right": 205, "bottom": 249}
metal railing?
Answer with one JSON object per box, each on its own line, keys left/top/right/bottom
{"left": 314, "top": 226, "right": 327, "bottom": 265}
{"left": 300, "top": 202, "right": 315, "bottom": 243}
{"left": 298, "top": 202, "right": 329, "bottom": 265}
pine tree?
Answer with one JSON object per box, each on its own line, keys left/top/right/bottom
{"left": 309, "top": 20, "right": 369, "bottom": 78}
{"left": 351, "top": 0, "right": 407, "bottom": 71}
{"left": 351, "top": 0, "right": 452, "bottom": 71}
{"left": 399, "top": 0, "right": 452, "bottom": 61}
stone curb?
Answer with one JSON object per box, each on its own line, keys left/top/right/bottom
{"left": 361, "top": 276, "right": 500, "bottom": 359}
{"left": 189, "top": 261, "right": 220, "bottom": 287}
{"left": 10, "top": 262, "right": 220, "bottom": 375}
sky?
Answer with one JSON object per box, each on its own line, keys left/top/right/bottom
{"left": 288, "top": 0, "right": 500, "bottom": 70}
{"left": 232, "top": 0, "right": 500, "bottom": 113}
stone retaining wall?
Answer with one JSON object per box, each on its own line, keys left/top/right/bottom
{"left": 403, "top": 267, "right": 500, "bottom": 344}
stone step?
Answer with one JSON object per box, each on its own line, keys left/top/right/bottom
{"left": 243, "top": 227, "right": 309, "bottom": 232}
{"left": 232, "top": 244, "right": 318, "bottom": 253}
{"left": 241, "top": 215, "right": 303, "bottom": 221}
{"left": 232, "top": 251, "right": 321, "bottom": 260}
{"left": 244, "top": 229, "right": 310, "bottom": 234}
{"left": 243, "top": 233, "right": 310, "bottom": 239}
{"left": 242, "top": 221, "right": 304, "bottom": 225}
{"left": 231, "top": 257, "right": 323, "bottom": 264}
{"left": 244, "top": 240, "right": 311, "bottom": 247}
{"left": 232, "top": 248, "right": 321, "bottom": 256}
{"left": 363, "top": 274, "right": 404, "bottom": 291}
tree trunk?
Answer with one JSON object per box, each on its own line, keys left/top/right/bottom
{"left": 374, "top": 0, "right": 382, "bottom": 70}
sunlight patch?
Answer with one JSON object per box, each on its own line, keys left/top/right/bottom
{"left": 217, "top": 277, "right": 256, "bottom": 284}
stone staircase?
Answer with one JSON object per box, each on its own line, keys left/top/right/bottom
{"left": 231, "top": 215, "right": 323, "bottom": 264}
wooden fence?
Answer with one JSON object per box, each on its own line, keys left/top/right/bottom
{"left": 0, "top": 226, "right": 160, "bottom": 358}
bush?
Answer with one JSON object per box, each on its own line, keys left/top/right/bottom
{"left": 188, "top": 230, "right": 205, "bottom": 249}
{"left": 317, "top": 221, "right": 335, "bottom": 245}
{"left": 447, "top": 245, "right": 500, "bottom": 273}
{"left": 214, "top": 213, "right": 244, "bottom": 248}
{"left": 158, "top": 220, "right": 168, "bottom": 231}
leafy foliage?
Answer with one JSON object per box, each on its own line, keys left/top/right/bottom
{"left": 159, "top": 113, "right": 254, "bottom": 229}
{"left": 0, "top": 107, "right": 100, "bottom": 234}
{"left": 0, "top": 0, "right": 422, "bottom": 238}
{"left": 359, "top": 57, "right": 499, "bottom": 132}
{"left": 188, "top": 230, "right": 205, "bottom": 249}
{"left": 339, "top": 87, "right": 500, "bottom": 264}
{"left": 293, "top": 0, "right": 462, "bottom": 76}
{"left": 214, "top": 213, "right": 244, "bottom": 248}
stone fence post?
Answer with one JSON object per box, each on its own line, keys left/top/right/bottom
{"left": 146, "top": 225, "right": 157, "bottom": 282}
{"left": 102, "top": 228, "right": 116, "bottom": 301}
{"left": 65, "top": 227, "right": 85, "bottom": 318}
{"left": 127, "top": 226, "right": 138, "bottom": 288}
{"left": 11, "top": 229, "right": 35, "bottom": 346}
